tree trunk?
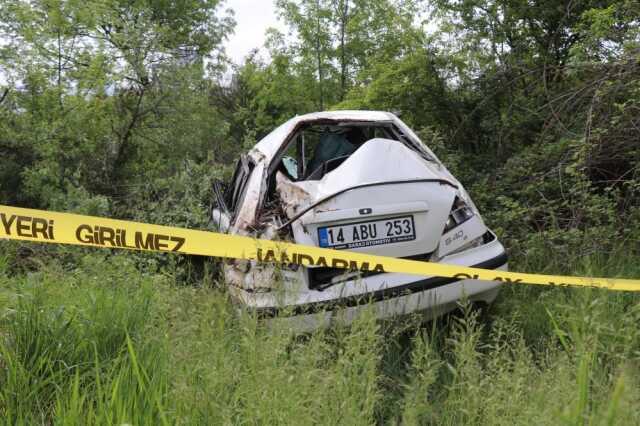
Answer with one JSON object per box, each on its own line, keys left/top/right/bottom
{"left": 111, "top": 88, "right": 146, "bottom": 190}
{"left": 339, "top": 0, "right": 349, "bottom": 101}
{"left": 57, "top": 30, "right": 63, "bottom": 108}
{"left": 316, "top": 0, "right": 324, "bottom": 110}
{"left": 0, "top": 89, "right": 8, "bottom": 105}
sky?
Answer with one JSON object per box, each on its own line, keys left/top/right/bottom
{"left": 223, "top": 0, "right": 286, "bottom": 64}
{"left": 0, "top": 0, "right": 281, "bottom": 85}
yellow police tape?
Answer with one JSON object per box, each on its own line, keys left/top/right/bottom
{"left": 1, "top": 204, "right": 639, "bottom": 291}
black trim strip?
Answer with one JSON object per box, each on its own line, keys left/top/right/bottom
{"left": 309, "top": 250, "right": 434, "bottom": 290}
{"left": 277, "top": 178, "right": 458, "bottom": 231}
{"left": 250, "top": 251, "right": 508, "bottom": 318}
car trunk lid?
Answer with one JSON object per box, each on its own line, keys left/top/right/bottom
{"left": 278, "top": 138, "right": 458, "bottom": 258}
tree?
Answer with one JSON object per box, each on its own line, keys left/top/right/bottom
{"left": 0, "top": 0, "right": 234, "bottom": 209}
{"left": 276, "top": 0, "right": 336, "bottom": 109}
{"left": 274, "top": 0, "right": 424, "bottom": 109}
{"left": 333, "top": 0, "right": 350, "bottom": 100}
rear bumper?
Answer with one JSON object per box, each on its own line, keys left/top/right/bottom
{"left": 229, "top": 236, "right": 508, "bottom": 321}
{"left": 264, "top": 272, "right": 506, "bottom": 333}
{"left": 259, "top": 251, "right": 506, "bottom": 318}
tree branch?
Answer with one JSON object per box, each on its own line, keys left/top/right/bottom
{"left": 0, "top": 89, "right": 8, "bottom": 105}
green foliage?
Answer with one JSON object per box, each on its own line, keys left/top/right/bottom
{"left": 1, "top": 0, "right": 640, "bottom": 423}
{"left": 0, "top": 255, "right": 168, "bottom": 424}
{"left": 0, "top": 0, "right": 233, "bottom": 208}
{"left": 337, "top": 51, "right": 453, "bottom": 130}
{"left": 2, "top": 253, "right": 640, "bottom": 424}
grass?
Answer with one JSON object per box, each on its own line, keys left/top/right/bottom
{"left": 1, "top": 246, "right": 640, "bottom": 424}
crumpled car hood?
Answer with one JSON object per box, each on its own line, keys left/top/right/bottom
{"left": 277, "top": 138, "right": 458, "bottom": 217}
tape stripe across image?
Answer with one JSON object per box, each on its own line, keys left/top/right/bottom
{"left": 1, "top": 205, "right": 639, "bottom": 292}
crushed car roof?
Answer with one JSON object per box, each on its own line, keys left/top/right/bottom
{"left": 252, "top": 110, "right": 398, "bottom": 161}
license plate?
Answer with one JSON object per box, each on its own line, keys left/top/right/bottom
{"left": 318, "top": 216, "right": 416, "bottom": 249}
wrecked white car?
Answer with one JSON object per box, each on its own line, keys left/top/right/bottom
{"left": 212, "top": 111, "right": 507, "bottom": 330}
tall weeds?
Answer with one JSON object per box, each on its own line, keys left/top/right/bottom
{"left": 0, "top": 250, "right": 639, "bottom": 424}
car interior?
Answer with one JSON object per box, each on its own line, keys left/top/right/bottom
{"left": 275, "top": 122, "right": 404, "bottom": 182}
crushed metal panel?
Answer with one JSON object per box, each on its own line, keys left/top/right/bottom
{"left": 274, "top": 137, "right": 456, "bottom": 214}
{"left": 275, "top": 171, "right": 313, "bottom": 219}
{"left": 309, "top": 138, "right": 449, "bottom": 202}
{"left": 231, "top": 162, "right": 267, "bottom": 233}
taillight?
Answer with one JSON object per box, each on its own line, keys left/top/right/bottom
{"left": 443, "top": 197, "right": 474, "bottom": 233}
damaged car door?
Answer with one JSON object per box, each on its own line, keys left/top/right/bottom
{"left": 212, "top": 154, "right": 256, "bottom": 232}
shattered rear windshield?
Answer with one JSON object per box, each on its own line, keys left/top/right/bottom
{"left": 276, "top": 122, "right": 407, "bottom": 182}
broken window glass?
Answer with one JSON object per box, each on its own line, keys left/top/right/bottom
{"left": 225, "top": 155, "right": 255, "bottom": 220}
{"left": 274, "top": 123, "right": 395, "bottom": 182}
